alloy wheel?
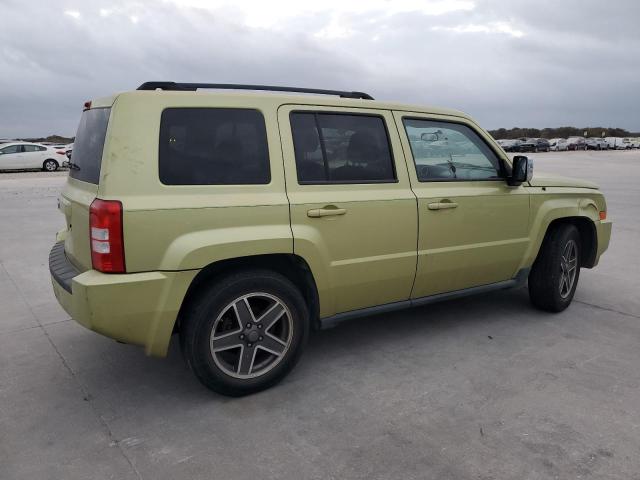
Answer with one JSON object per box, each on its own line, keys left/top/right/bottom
{"left": 209, "top": 292, "right": 293, "bottom": 379}
{"left": 559, "top": 239, "right": 578, "bottom": 298}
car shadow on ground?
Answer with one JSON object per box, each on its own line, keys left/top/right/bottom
{"left": 61, "top": 285, "right": 545, "bottom": 406}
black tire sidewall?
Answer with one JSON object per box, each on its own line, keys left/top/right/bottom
{"left": 182, "top": 270, "right": 309, "bottom": 396}
{"left": 529, "top": 224, "right": 581, "bottom": 312}
{"left": 44, "top": 160, "right": 58, "bottom": 171}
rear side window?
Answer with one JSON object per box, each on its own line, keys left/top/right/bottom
{"left": 290, "top": 112, "right": 396, "bottom": 184}
{"left": 159, "top": 108, "right": 270, "bottom": 185}
{"left": 70, "top": 108, "right": 111, "bottom": 184}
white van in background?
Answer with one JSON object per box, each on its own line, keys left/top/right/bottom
{"left": 605, "top": 137, "right": 630, "bottom": 150}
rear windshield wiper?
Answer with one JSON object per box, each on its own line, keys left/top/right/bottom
{"left": 63, "top": 161, "right": 81, "bottom": 171}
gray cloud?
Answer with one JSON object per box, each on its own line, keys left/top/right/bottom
{"left": 1, "top": 0, "right": 639, "bottom": 137}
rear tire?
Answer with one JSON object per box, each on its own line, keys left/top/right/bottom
{"left": 180, "top": 270, "right": 309, "bottom": 396}
{"left": 528, "top": 224, "right": 581, "bottom": 312}
{"left": 43, "top": 159, "right": 58, "bottom": 171}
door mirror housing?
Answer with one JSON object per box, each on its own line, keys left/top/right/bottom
{"left": 508, "top": 155, "right": 533, "bottom": 186}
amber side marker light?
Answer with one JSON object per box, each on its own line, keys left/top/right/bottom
{"left": 599, "top": 211, "right": 607, "bottom": 221}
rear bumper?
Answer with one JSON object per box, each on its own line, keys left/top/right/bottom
{"left": 49, "top": 242, "right": 198, "bottom": 357}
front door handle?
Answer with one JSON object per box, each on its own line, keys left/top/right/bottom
{"left": 307, "top": 206, "right": 347, "bottom": 218}
{"left": 427, "top": 201, "right": 459, "bottom": 210}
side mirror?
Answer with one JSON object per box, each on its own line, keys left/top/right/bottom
{"left": 508, "top": 155, "right": 533, "bottom": 186}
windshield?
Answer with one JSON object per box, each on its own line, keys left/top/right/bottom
{"left": 69, "top": 108, "right": 111, "bottom": 184}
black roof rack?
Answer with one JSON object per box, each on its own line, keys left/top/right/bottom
{"left": 136, "top": 81, "right": 374, "bottom": 100}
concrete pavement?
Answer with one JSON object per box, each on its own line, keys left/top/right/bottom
{"left": 1, "top": 151, "right": 639, "bottom": 479}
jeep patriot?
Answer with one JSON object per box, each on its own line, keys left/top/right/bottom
{"left": 49, "top": 82, "right": 612, "bottom": 396}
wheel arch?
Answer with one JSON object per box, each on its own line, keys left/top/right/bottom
{"left": 540, "top": 216, "right": 598, "bottom": 268}
{"left": 175, "top": 254, "right": 321, "bottom": 333}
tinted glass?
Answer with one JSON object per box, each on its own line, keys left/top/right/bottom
{"left": 23, "top": 145, "right": 40, "bottom": 152}
{"left": 291, "top": 112, "right": 395, "bottom": 183}
{"left": 70, "top": 108, "right": 111, "bottom": 184}
{"left": 159, "top": 108, "right": 270, "bottom": 185}
{"left": 0, "top": 145, "right": 19, "bottom": 154}
{"left": 403, "top": 119, "right": 502, "bottom": 181}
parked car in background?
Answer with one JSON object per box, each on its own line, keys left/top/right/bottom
{"left": 549, "top": 138, "right": 568, "bottom": 151}
{"left": 567, "top": 137, "right": 587, "bottom": 151}
{"left": 586, "top": 138, "right": 608, "bottom": 150}
{"left": 630, "top": 138, "right": 640, "bottom": 149}
{"left": 496, "top": 139, "right": 522, "bottom": 152}
{"left": 520, "top": 138, "right": 550, "bottom": 152}
{"left": 0, "top": 142, "right": 67, "bottom": 171}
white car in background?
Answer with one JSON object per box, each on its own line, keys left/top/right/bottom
{"left": 0, "top": 142, "right": 67, "bottom": 171}
{"left": 549, "top": 138, "right": 568, "bottom": 151}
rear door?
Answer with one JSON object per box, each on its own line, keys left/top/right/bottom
{"left": 60, "top": 107, "right": 111, "bottom": 270}
{"left": 22, "top": 145, "right": 43, "bottom": 168}
{"left": 278, "top": 105, "right": 418, "bottom": 318}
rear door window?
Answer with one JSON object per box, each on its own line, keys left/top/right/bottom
{"left": 70, "top": 108, "right": 111, "bottom": 184}
{"left": 290, "top": 112, "right": 396, "bottom": 184}
{"left": 159, "top": 108, "right": 270, "bottom": 185}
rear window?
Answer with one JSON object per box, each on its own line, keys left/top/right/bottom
{"left": 70, "top": 108, "right": 111, "bottom": 184}
{"left": 159, "top": 108, "right": 270, "bottom": 185}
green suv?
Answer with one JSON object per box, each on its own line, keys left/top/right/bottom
{"left": 49, "top": 82, "right": 612, "bottom": 396}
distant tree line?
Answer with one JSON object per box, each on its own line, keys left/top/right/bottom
{"left": 488, "top": 127, "right": 640, "bottom": 140}
{"left": 21, "top": 135, "right": 75, "bottom": 143}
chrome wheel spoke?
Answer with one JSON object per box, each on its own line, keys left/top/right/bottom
{"left": 237, "top": 345, "right": 257, "bottom": 375}
{"left": 258, "top": 333, "right": 287, "bottom": 356}
{"left": 257, "top": 302, "right": 286, "bottom": 331}
{"left": 234, "top": 298, "right": 255, "bottom": 325}
{"left": 211, "top": 331, "right": 243, "bottom": 352}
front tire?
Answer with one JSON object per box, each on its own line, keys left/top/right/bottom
{"left": 43, "top": 159, "right": 59, "bottom": 171}
{"left": 528, "top": 224, "right": 581, "bottom": 312}
{"left": 180, "top": 270, "right": 309, "bottom": 396}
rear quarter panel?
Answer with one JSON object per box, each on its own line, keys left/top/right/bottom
{"left": 98, "top": 92, "right": 292, "bottom": 273}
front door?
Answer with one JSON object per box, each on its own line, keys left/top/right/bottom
{"left": 278, "top": 105, "right": 418, "bottom": 317}
{"left": 394, "top": 112, "right": 531, "bottom": 298}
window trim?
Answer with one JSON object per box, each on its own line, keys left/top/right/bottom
{"left": 158, "top": 107, "right": 272, "bottom": 186}
{"left": 402, "top": 116, "right": 508, "bottom": 183}
{"left": 290, "top": 110, "right": 399, "bottom": 186}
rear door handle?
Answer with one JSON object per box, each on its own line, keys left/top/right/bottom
{"left": 307, "top": 206, "right": 347, "bottom": 218}
{"left": 427, "top": 201, "right": 459, "bottom": 210}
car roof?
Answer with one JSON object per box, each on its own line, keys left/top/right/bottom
{"left": 92, "top": 89, "right": 472, "bottom": 121}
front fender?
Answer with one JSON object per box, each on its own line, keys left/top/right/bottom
{"left": 521, "top": 190, "right": 601, "bottom": 269}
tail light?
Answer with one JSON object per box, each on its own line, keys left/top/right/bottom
{"left": 89, "top": 199, "right": 125, "bottom": 273}
{"left": 56, "top": 150, "right": 66, "bottom": 155}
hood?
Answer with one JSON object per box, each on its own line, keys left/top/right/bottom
{"left": 528, "top": 172, "right": 599, "bottom": 189}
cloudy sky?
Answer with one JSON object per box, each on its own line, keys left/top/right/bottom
{"left": 1, "top": 0, "right": 639, "bottom": 137}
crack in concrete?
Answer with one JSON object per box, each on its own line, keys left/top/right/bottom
{"left": 574, "top": 299, "right": 640, "bottom": 320}
{"left": 0, "top": 261, "right": 144, "bottom": 480}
